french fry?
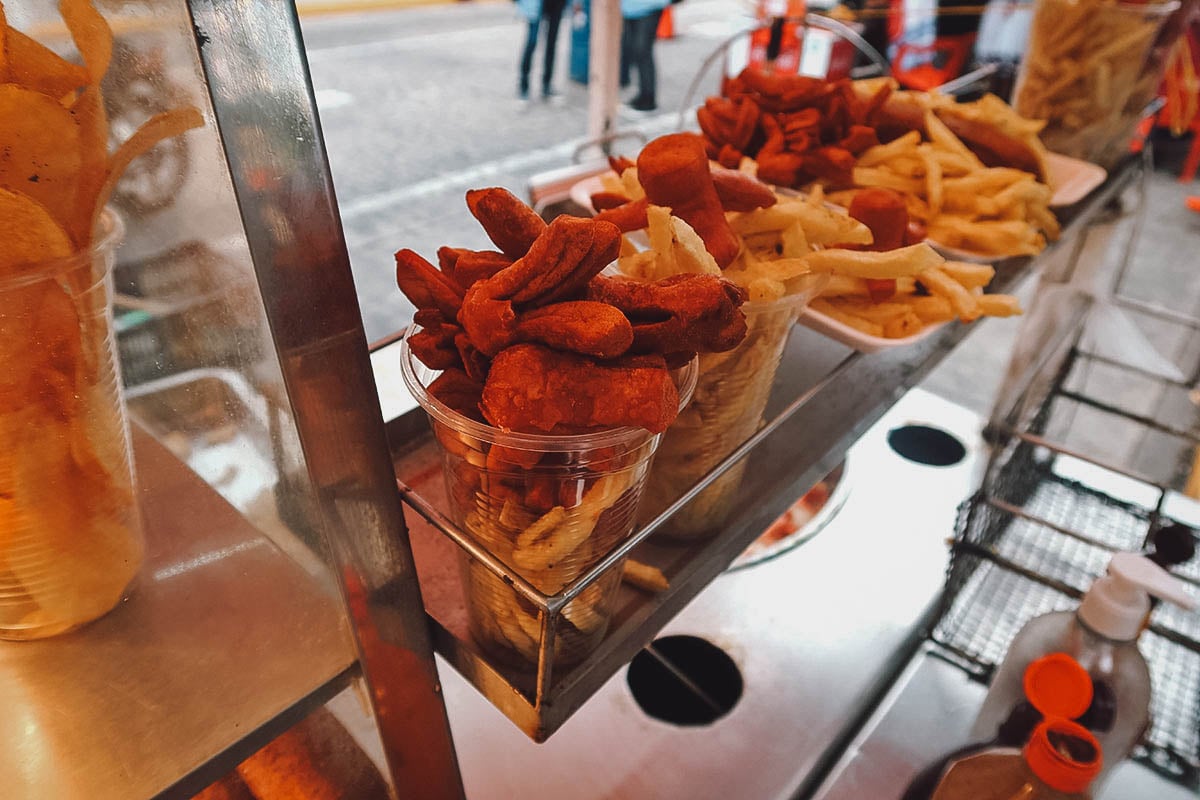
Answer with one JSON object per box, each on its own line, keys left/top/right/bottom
{"left": 940, "top": 261, "right": 996, "bottom": 290}
{"left": 925, "top": 110, "right": 985, "bottom": 169}
{"left": 977, "top": 294, "right": 1023, "bottom": 317}
{"left": 831, "top": 299, "right": 913, "bottom": 323}
{"left": 805, "top": 242, "right": 944, "bottom": 279}
{"left": 918, "top": 266, "right": 981, "bottom": 321}
{"left": 855, "top": 131, "right": 922, "bottom": 168}
{"left": 883, "top": 311, "right": 925, "bottom": 339}
{"left": 811, "top": 298, "right": 884, "bottom": 337}
{"left": 852, "top": 167, "right": 925, "bottom": 196}
{"left": 909, "top": 295, "right": 956, "bottom": 324}
{"left": 820, "top": 274, "right": 872, "bottom": 297}
{"left": 918, "top": 144, "right": 943, "bottom": 217}
{"left": 622, "top": 559, "right": 669, "bottom": 592}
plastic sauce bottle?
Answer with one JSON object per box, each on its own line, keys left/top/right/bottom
{"left": 970, "top": 553, "right": 1197, "bottom": 786}
{"left": 902, "top": 654, "right": 1093, "bottom": 800}
{"left": 927, "top": 719, "right": 1103, "bottom": 800}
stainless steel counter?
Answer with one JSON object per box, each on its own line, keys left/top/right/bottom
{"left": 435, "top": 389, "right": 989, "bottom": 799}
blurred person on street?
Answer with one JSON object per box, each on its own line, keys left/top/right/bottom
{"left": 619, "top": 0, "right": 669, "bottom": 111}
{"left": 517, "top": 0, "right": 569, "bottom": 100}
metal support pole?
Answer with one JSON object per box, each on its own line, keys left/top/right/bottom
{"left": 185, "top": 2, "right": 464, "bottom": 797}
{"left": 587, "top": 0, "right": 623, "bottom": 151}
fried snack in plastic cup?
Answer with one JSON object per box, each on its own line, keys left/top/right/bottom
{"left": 401, "top": 330, "right": 697, "bottom": 668}
{"left": 637, "top": 273, "right": 828, "bottom": 542}
{"left": 0, "top": 211, "right": 145, "bottom": 640}
{"left": 1012, "top": 0, "right": 1179, "bottom": 168}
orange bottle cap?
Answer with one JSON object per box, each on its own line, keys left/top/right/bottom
{"left": 1023, "top": 653, "right": 1094, "bottom": 719}
{"left": 1024, "top": 719, "right": 1103, "bottom": 793}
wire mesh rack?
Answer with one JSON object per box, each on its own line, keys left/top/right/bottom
{"left": 931, "top": 429, "right": 1200, "bottom": 785}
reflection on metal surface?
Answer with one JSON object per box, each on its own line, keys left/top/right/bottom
{"left": 729, "top": 460, "right": 850, "bottom": 571}
{"left": 185, "top": 2, "right": 464, "bottom": 795}
{"left": 0, "top": 430, "right": 353, "bottom": 800}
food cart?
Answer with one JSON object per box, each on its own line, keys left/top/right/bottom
{"left": 1, "top": 1, "right": 1197, "bottom": 799}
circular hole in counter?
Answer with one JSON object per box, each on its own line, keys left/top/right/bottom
{"left": 626, "top": 635, "right": 743, "bottom": 726}
{"left": 886, "top": 424, "right": 966, "bottom": 467}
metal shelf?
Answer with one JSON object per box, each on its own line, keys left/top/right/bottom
{"left": 0, "top": 428, "right": 356, "bottom": 800}
{"left": 379, "top": 153, "right": 1147, "bottom": 741}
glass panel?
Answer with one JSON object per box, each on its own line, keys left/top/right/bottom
{"left": 0, "top": 4, "right": 374, "bottom": 798}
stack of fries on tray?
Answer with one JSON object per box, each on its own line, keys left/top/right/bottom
{"left": 585, "top": 133, "right": 1021, "bottom": 541}
{"left": 829, "top": 89, "right": 1060, "bottom": 260}
{"left": 695, "top": 71, "right": 1063, "bottom": 261}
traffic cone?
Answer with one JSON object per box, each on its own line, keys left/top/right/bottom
{"left": 657, "top": 6, "right": 673, "bottom": 39}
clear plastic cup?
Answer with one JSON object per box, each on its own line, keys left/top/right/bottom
{"left": 401, "top": 331, "right": 697, "bottom": 668}
{"left": 1012, "top": 0, "right": 1179, "bottom": 168}
{"left": 0, "top": 211, "right": 144, "bottom": 640}
{"left": 637, "top": 274, "right": 828, "bottom": 542}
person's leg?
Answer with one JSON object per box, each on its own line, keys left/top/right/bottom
{"left": 519, "top": 17, "right": 541, "bottom": 97}
{"left": 619, "top": 17, "right": 633, "bottom": 88}
{"left": 629, "top": 11, "right": 661, "bottom": 109}
{"left": 540, "top": 0, "right": 568, "bottom": 95}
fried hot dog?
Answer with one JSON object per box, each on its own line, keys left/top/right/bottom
{"left": 636, "top": 133, "right": 741, "bottom": 268}
{"left": 847, "top": 188, "right": 909, "bottom": 301}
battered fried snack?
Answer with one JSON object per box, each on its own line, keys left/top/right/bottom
{"left": 395, "top": 248, "right": 464, "bottom": 318}
{"left": 588, "top": 273, "right": 749, "bottom": 357}
{"left": 512, "top": 300, "right": 634, "bottom": 359}
{"left": 595, "top": 197, "right": 650, "bottom": 233}
{"left": 698, "top": 69, "right": 892, "bottom": 191}
{"left": 711, "top": 167, "right": 779, "bottom": 212}
{"left": 480, "top": 344, "right": 679, "bottom": 434}
{"left": 636, "top": 133, "right": 741, "bottom": 268}
{"left": 408, "top": 321, "right": 462, "bottom": 370}
{"left": 459, "top": 216, "right": 621, "bottom": 355}
{"left": 427, "top": 368, "right": 485, "bottom": 421}
{"left": 465, "top": 187, "right": 548, "bottom": 259}
{"left": 439, "top": 246, "right": 513, "bottom": 289}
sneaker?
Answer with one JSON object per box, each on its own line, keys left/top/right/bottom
{"left": 542, "top": 86, "right": 563, "bottom": 103}
{"left": 625, "top": 97, "right": 657, "bottom": 113}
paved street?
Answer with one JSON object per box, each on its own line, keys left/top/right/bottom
{"left": 299, "top": 0, "right": 750, "bottom": 342}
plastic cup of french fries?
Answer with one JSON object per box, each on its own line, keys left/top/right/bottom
{"left": 0, "top": 2, "right": 202, "bottom": 639}
{"left": 638, "top": 286, "right": 825, "bottom": 541}
{"left": 0, "top": 212, "right": 145, "bottom": 640}
{"left": 402, "top": 334, "right": 697, "bottom": 668}
{"left": 1013, "top": 0, "right": 1180, "bottom": 167}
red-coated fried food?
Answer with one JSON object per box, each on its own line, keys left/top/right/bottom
{"left": 459, "top": 215, "right": 621, "bottom": 355}
{"left": 439, "top": 247, "right": 513, "bottom": 289}
{"left": 398, "top": 187, "right": 751, "bottom": 437}
{"left": 590, "top": 191, "right": 631, "bottom": 211}
{"left": 711, "top": 167, "right": 778, "bottom": 212}
{"left": 395, "top": 248, "right": 464, "bottom": 318}
{"left": 849, "top": 188, "right": 907, "bottom": 250}
{"left": 847, "top": 187, "right": 909, "bottom": 301}
{"left": 465, "top": 187, "right": 548, "bottom": 259}
{"left": 408, "top": 321, "right": 462, "bottom": 370}
{"left": 513, "top": 300, "right": 634, "bottom": 359}
{"left": 588, "top": 273, "right": 749, "bottom": 356}
{"left": 698, "top": 69, "right": 892, "bottom": 191}
{"left": 637, "top": 133, "right": 740, "bottom": 267}
{"left": 594, "top": 196, "right": 649, "bottom": 233}
{"left": 481, "top": 344, "right": 679, "bottom": 434}
{"left": 428, "top": 368, "right": 486, "bottom": 421}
